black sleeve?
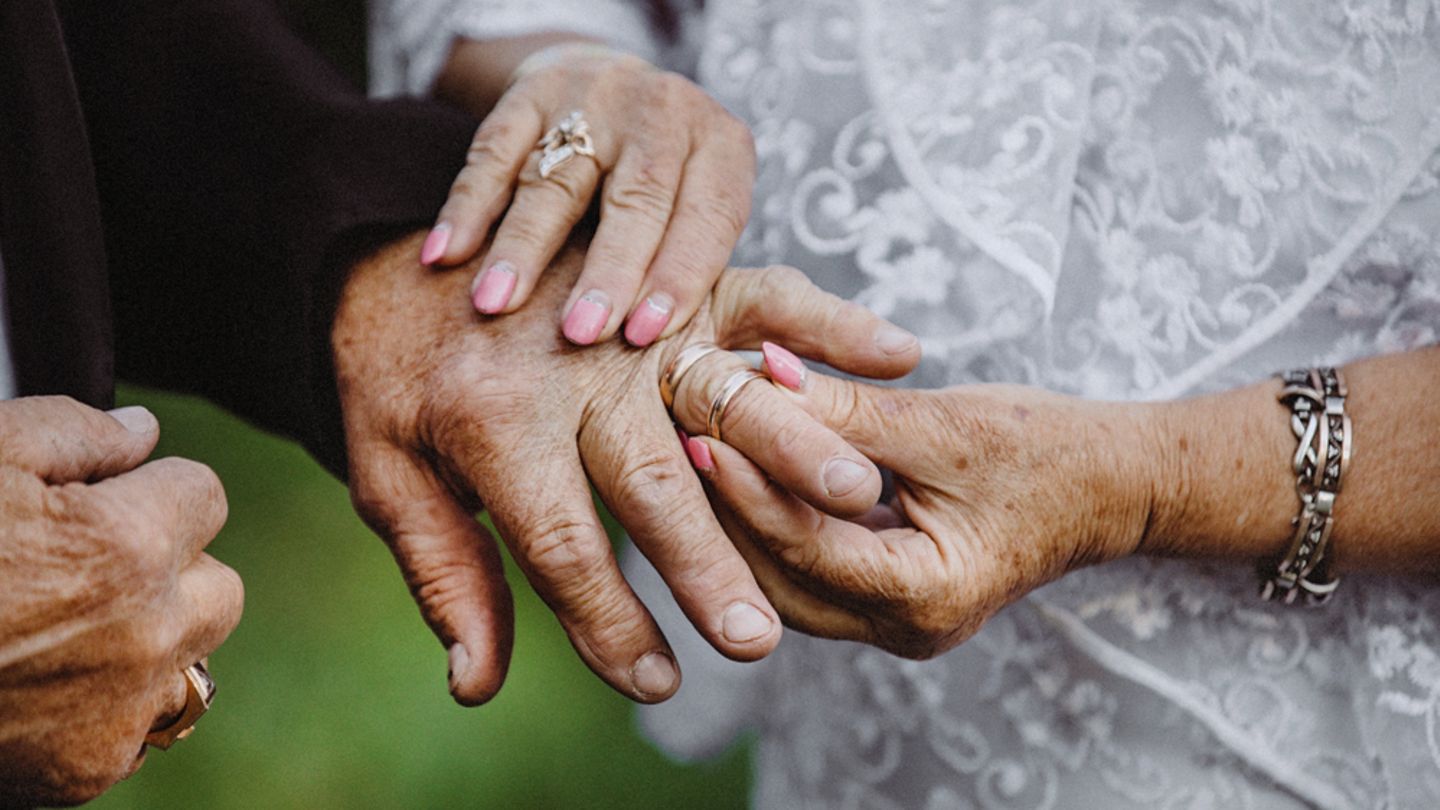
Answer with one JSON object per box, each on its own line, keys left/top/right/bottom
{"left": 59, "top": 0, "right": 477, "bottom": 476}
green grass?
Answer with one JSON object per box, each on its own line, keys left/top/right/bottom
{"left": 92, "top": 385, "right": 750, "bottom": 809}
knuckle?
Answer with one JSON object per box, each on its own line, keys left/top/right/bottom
{"left": 134, "top": 618, "right": 183, "bottom": 667}
{"left": 420, "top": 368, "right": 536, "bottom": 471}
{"left": 401, "top": 547, "right": 489, "bottom": 620}
{"left": 725, "top": 113, "right": 757, "bottom": 157}
{"left": 605, "top": 166, "right": 674, "bottom": 223}
{"left": 611, "top": 451, "right": 690, "bottom": 517}
{"left": 759, "top": 264, "right": 810, "bottom": 298}
{"left": 465, "top": 126, "right": 514, "bottom": 169}
{"left": 210, "top": 560, "right": 246, "bottom": 631}
{"left": 521, "top": 517, "right": 607, "bottom": 583}
{"left": 654, "top": 71, "right": 700, "bottom": 106}
{"left": 696, "top": 192, "right": 750, "bottom": 240}
{"left": 765, "top": 413, "right": 814, "bottom": 465}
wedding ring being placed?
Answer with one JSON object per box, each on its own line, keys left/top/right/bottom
{"left": 537, "top": 111, "right": 597, "bottom": 179}
{"left": 144, "top": 662, "right": 216, "bottom": 750}
{"left": 707, "top": 369, "right": 768, "bottom": 442}
{"left": 660, "top": 342, "right": 720, "bottom": 410}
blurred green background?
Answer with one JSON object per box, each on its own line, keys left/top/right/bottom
{"left": 93, "top": 388, "right": 749, "bottom": 809}
{"left": 93, "top": 3, "right": 751, "bottom": 807}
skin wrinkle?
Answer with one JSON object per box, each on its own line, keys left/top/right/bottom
{"left": 334, "top": 228, "right": 917, "bottom": 703}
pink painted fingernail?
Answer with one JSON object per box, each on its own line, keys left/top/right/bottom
{"left": 685, "top": 436, "right": 714, "bottom": 474}
{"left": 563, "top": 291, "right": 611, "bottom": 345}
{"left": 421, "top": 223, "right": 451, "bottom": 265}
{"left": 471, "top": 262, "right": 517, "bottom": 313}
{"left": 624, "top": 295, "right": 674, "bottom": 347}
{"left": 762, "top": 341, "right": 807, "bottom": 391}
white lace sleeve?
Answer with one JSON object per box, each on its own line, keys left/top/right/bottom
{"left": 367, "top": 0, "right": 665, "bottom": 98}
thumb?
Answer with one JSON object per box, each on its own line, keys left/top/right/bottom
{"left": 773, "top": 371, "right": 936, "bottom": 472}
{"left": 348, "top": 441, "right": 514, "bottom": 706}
{"left": 0, "top": 396, "right": 159, "bottom": 483}
{"left": 709, "top": 265, "right": 921, "bottom": 379}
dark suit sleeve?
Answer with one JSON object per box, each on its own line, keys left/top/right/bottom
{"left": 59, "top": 0, "right": 478, "bottom": 476}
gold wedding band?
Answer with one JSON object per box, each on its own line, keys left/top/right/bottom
{"left": 660, "top": 342, "right": 720, "bottom": 410}
{"left": 144, "top": 662, "right": 216, "bottom": 750}
{"left": 707, "top": 369, "right": 768, "bottom": 442}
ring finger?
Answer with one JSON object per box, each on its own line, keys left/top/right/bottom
{"left": 670, "top": 349, "right": 883, "bottom": 517}
{"left": 472, "top": 128, "right": 607, "bottom": 317}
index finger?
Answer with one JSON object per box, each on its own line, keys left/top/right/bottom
{"left": 86, "top": 456, "right": 229, "bottom": 567}
{"left": 424, "top": 92, "right": 546, "bottom": 267}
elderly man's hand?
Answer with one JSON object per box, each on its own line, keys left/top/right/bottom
{"left": 0, "top": 398, "right": 243, "bottom": 807}
{"left": 332, "top": 230, "right": 920, "bottom": 705}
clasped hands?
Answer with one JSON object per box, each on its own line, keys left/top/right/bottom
{"left": 336, "top": 229, "right": 1164, "bottom": 705}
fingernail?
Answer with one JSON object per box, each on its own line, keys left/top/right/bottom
{"left": 107, "top": 406, "right": 157, "bottom": 434}
{"left": 761, "top": 341, "right": 807, "bottom": 391}
{"left": 563, "top": 292, "right": 611, "bottom": 345}
{"left": 722, "top": 602, "right": 773, "bottom": 643}
{"left": 631, "top": 651, "right": 679, "bottom": 698}
{"left": 447, "top": 643, "right": 469, "bottom": 693}
{"left": 624, "top": 295, "right": 673, "bottom": 347}
{"left": 875, "top": 324, "right": 919, "bottom": 355}
{"left": 471, "top": 262, "right": 518, "bottom": 313}
{"left": 823, "top": 457, "right": 869, "bottom": 497}
{"left": 685, "top": 437, "right": 714, "bottom": 474}
{"left": 421, "top": 223, "right": 451, "bottom": 265}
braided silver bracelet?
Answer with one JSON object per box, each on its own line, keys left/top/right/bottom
{"left": 1260, "top": 367, "right": 1350, "bottom": 605}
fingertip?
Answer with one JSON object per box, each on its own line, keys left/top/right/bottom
{"left": 421, "top": 223, "right": 452, "bottom": 266}
{"left": 107, "top": 405, "right": 158, "bottom": 436}
{"left": 873, "top": 323, "right": 921, "bottom": 370}
{"left": 447, "top": 638, "right": 511, "bottom": 707}
{"left": 562, "top": 290, "right": 613, "bottom": 345}
{"left": 821, "top": 455, "right": 883, "bottom": 517}
{"left": 471, "top": 261, "right": 519, "bottom": 314}
{"left": 684, "top": 435, "right": 715, "bottom": 476}
{"left": 624, "top": 294, "right": 674, "bottom": 347}
{"left": 719, "top": 600, "right": 782, "bottom": 660}
{"left": 630, "top": 650, "right": 681, "bottom": 703}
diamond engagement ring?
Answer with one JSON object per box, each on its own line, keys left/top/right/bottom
{"left": 538, "top": 111, "right": 597, "bottom": 179}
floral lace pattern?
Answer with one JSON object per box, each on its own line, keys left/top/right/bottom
{"left": 368, "top": 0, "right": 1440, "bottom": 806}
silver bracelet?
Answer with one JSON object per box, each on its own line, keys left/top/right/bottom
{"left": 1260, "top": 367, "right": 1350, "bottom": 605}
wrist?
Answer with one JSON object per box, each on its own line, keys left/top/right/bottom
{"left": 437, "top": 33, "right": 613, "bottom": 112}
{"left": 1132, "top": 382, "right": 1297, "bottom": 562}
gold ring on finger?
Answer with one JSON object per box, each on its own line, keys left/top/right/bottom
{"left": 661, "top": 342, "right": 720, "bottom": 410}
{"left": 143, "top": 662, "right": 216, "bottom": 750}
{"left": 707, "top": 369, "right": 769, "bottom": 443}
{"left": 537, "top": 110, "right": 598, "bottom": 179}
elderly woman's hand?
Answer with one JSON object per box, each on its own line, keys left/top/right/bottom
{"left": 420, "top": 42, "right": 756, "bottom": 348}
{"left": 669, "top": 360, "right": 1162, "bottom": 659}
{"left": 674, "top": 343, "right": 1440, "bottom": 658}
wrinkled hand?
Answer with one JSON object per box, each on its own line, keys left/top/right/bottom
{"left": 333, "top": 231, "right": 919, "bottom": 705}
{"left": 0, "top": 398, "right": 242, "bottom": 807}
{"left": 423, "top": 45, "right": 755, "bottom": 347}
{"left": 675, "top": 371, "right": 1159, "bottom": 659}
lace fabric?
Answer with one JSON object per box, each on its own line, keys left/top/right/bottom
{"left": 369, "top": 0, "right": 1440, "bottom": 806}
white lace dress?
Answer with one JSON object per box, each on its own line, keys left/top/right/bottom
{"left": 370, "top": 2, "right": 1440, "bottom": 807}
